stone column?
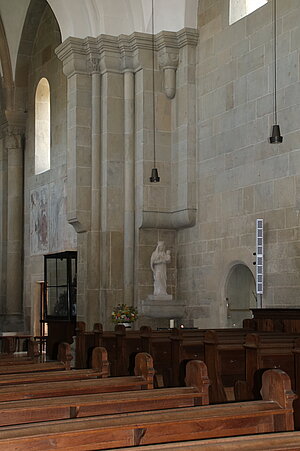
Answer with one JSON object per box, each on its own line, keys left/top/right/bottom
{"left": 99, "top": 40, "right": 124, "bottom": 327}
{"left": 5, "top": 124, "right": 24, "bottom": 329}
{"left": 0, "top": 126, "right": 7, "bottom": 327}
{"left": 123, "top": 70, "right": 135, "bottom": 305}
{"left": 86, "top": 57, "right": 101, "bottom": 323}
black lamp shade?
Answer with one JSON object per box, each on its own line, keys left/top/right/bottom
{"left": 150, "top": 167, "right": 160, "bottom": 182}
{"left": 269, "top": 124, "right": 283, "bottom": 143}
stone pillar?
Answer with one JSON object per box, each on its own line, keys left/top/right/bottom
{"left": 99, "top": 44, "right": 124, "bottom": 328}
{"left": 55, "top": 29, "right": 198, "bottom": 329}
{"left": 5, "top": 124, "right": 24, "bottom": 329}
{"left": 0, "top": 126, "right": 7, "bottom": 327}
{"left": 56, "top": 39, "right": 92, "bottom": 322}
{"left": 86, "top": 57, "right": 101, "bottom": 325}
{"left": 123, "top": 70, "right": 135, "bottom": 305}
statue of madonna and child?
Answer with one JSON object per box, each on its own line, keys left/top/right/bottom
{"left": 141, "top": 241, "right": 185, "bottom": 320}
{"left": 150, "top": 241, "right": 171, "bottom": 297}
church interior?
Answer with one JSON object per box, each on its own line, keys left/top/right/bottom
{"left": 1, "top": 0, "right": 300, "bottom": 448}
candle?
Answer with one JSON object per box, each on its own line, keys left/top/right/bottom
{"left": 169, "top": 319, "right": 175, "bottom": 328}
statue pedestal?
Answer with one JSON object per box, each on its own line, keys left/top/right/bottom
{"left": 140, "top": 296, "right": 186, "bottom": 319}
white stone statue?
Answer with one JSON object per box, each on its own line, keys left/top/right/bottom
{"left": 150, "top": 241, "right": 171, "bottom": 296}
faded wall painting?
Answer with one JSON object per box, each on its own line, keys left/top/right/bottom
{"left": 30, "top": 185, "right": 49, "bottom": 254}
{"left": 49, "top": 178, "right": 77, "bottom": 252}
{"left": 30, "top": 181, "right": 77, "bottom": 256}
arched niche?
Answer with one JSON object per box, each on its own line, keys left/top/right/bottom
{"left": 225, "top": 263, "right": 256, "bottom": 327}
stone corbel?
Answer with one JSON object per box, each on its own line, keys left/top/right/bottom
{"left": 157, "top": 32, "right": 179, "bottom": 99}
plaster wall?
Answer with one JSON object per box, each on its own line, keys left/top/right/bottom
{"left": 177, "top": 0, "right": 300, "bottom": 328}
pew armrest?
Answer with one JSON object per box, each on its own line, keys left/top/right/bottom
{"left": 261, "top": 368, "right": 297, "bottom": 431}
{"left": 134, "top": 352, "right": 155, "bottom": 389}
{"left": 185, "top": 360, "right": 210, "bottom": 405}
{"left": 91, "top": 346, "right": 110, "bottom": 377}
{"left": 57, "top": 342, "right": 73, "bottom": 370}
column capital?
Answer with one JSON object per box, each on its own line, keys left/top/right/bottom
{"left": 55, "top": 37, "right": 89, "bottom": 77}
{"left": 176, "top": 27, "right": 199, "bottom": 48}
{"left": 88, "top": 56, "right": 101, "bottom": 74}
{"left": 2, "top": 112, "right": 26, "bottom": 150}
{"left": 4, "top": 110, "right": 27, "bottom": 134}
{"left": 156, "top": 31, "right": 179, "bottom": 70}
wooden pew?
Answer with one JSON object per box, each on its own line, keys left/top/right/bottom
{"left": 169, "top": 327, "right": 257, "bottom": 389}
{"left": 0, "top": 333, "right": 32, "bottom": 354}
{"left": 235, "top": 332, "right": 298, "bottom": 400}
{"left": 116, "top": 431, "right": 300, "bottom": 450}
{"left": 0, "top": 368, "right": 294, "bottom": 450}
{"left": 75, "top": 324, "right": 254, "bottom": 388}
{"left": 0, "top": 351, "right": 154, "bottom": 402}
{"left": 75, "top": 322, "right": 103, "bottom": 368}
{"left": 0, "top": 359, "right": 209, "bottom": 427}
{"left": 0, "top": 338, "right": 40, "bottom": 364}
{"left": 203, "top": 329, "right": 252, "bottom": 403}
{"left": 170, "top": 328, "right": 205, "bottom": 387}
{"left": 75, "top": 322, "right": 142, "bottom": 376}
{"left": 140, "top": 326, "right": 173, "bottom": 387}
{"left": 114, "top": 325, "right": 142, "bottom": 376}
{"left": 0, "top": 342, "right": 73, "bottom": 374}
{"left": 0, "top": 346, "right": 109, "bottom": 386}
{"left": 205, "top": 329, "right": 300, "bottom": 404}
{"left": 235, "top": 332, "right": 300, "bottom": 427}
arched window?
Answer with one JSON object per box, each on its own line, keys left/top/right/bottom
{"left": 35, "top": 77, "right": 50, "bottom": 174}
{"left": 229, "top": 0, "right": 268, "bottom": 25}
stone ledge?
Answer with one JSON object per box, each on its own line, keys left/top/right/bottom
{"left": 139, "top": 208, "right": 196, "bottom": 229}
{"left": 140, "top": 297, "right": 186, "bottom": 318}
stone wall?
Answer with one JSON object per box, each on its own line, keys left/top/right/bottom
{"left": 5, "top": 0, "right": 300, "bottom": 333}
{"left": 177, "top": 0, "right": 300, "bottom": 328}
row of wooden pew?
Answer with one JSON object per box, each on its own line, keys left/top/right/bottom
{"left": 74, "top": 322, "right": 300, "bottom": 428}
{"left": 0, "top": 342, "right": 298, "bottom": 450}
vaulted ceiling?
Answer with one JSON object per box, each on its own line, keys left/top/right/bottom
{"left": 0, "top": 0, "right": 198, "bottom": 80}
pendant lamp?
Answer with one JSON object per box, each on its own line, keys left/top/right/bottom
{"left": 269, "top": 0, "right": 283, "bottom": 143}
{"left": 149, "top": 0, "right": 160, "bottom": 182}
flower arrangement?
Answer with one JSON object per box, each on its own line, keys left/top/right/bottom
{"left": 111, "top": 304, "right": 138, "bottom": 324}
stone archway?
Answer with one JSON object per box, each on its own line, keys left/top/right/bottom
{"left": 225, "top": 264, "right": 256, "bottom": 328}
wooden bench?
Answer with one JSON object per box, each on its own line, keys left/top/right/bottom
{"left": 0, "top": 346, "right": 109, "bottom": 386}
{"left": 0, "top": 341, "right": 73, "bottom": 374}
{"left": 0, "top": 333, "right": 33, "bottom": 354}
{"left": 234, "top": 332, "right": 300, "bottom": 427}
{"left": 75, "top": 322, "right": 142, "bottom": 376}
{"left": 0, "top": 368, "right": 294, "bottom": 450}
{"left": 115, "top": 431, "right": 300, "bottom": 450}
{"left": 205, "top": 330, "right": 300, "bottom": 404}
{"left": 235, "top": 332, "right": 298, "bottom": 398}
{"left": 0, "top": 351, "right": 154, "bottom": 402}
{"left": 0, "top": 338, "right": 40, "bottom": 364}
{"left": 203, "top": 329, "right": 252, "bottom": 403}
{"left": 140, "top": 326, "right": 174, "bottom": 386}
{"left": 0, "top": 359, "right": 209, "bottom": 427}
{"left": 75, "top": 322, "right": 103, "bottom": 368}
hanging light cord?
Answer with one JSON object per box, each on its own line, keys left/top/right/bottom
{"left": 273, "top": 0, "right": 278, "bottom": 125}
{"left": 152, "top": 0, "right": 156, "bottom": 168}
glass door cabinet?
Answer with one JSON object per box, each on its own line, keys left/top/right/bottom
{"left": 44, "top": 251, "right": 77, "bottom": 320}
{"left": 43, "top": 252, "right": 77, "bottom": 359}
